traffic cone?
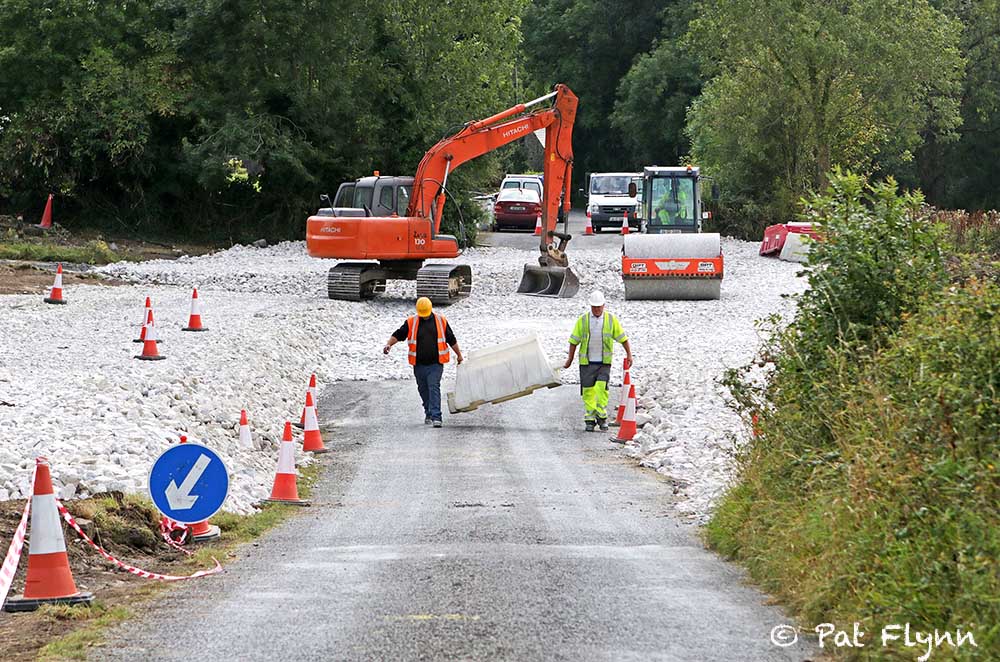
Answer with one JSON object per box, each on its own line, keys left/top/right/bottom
{"left": 135, "top": 309, "right": 166, "bottom": 361}
{"left": 43, "top": 263, "right": 66, "bottom": 304}
{"left": 584, "top": 213, "right": 594, "bottom": 235}
{"left": 176, "top": 436, "right": 219, "bottom": 541}
{"left": 620, "top": 210, "right": 630, "bottom": 235}
{"left": 301, "top": 391, "right": 328, "bottom": 454}
{"left": 36, "top": 194, "right": 53, "bottom": 230}
{"left": 3, "top": 458, "right": 95, "bottom": 612}
{"left": 533, "top": 213, "right": 542, "bottom": 236}
{"left": 182, "top": 288, "right": 207, "bottom": 332}
{"left": 238, "top": 409, "right": 254, "bottom": 450}
{"left": 295, "top": 374, "right": 317, "bottom": 429}
{"left": 611, "top": 385, "right": 637, "bottom": 443}
{"left": 614, "top": 360, "right": 631, "bottom": 426}
{"left": 264, "top": 422, "right": 310, "bottom": 506}
{"left": 133, "top": 297, "right": 154, "bottom": 343}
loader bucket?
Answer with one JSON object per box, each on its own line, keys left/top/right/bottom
{"left": 516, "top": 265, "right": 580, "bottom": 298}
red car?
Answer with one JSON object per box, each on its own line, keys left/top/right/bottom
{"left": 493, "top": 188, "right": 542, "bottom": 231}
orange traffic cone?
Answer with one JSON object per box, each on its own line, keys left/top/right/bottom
{"left": 133, "top": 297, "right": 155, "bottom": 343}
{"left": 43, "top": 263, "right": 66, "bottom": 305}
{"left": 620, "top": 210, "right": 630, "bottom": 235}
{"left": 611, "top": 385, "right": 637, "bottom": 443}
{"left": 264, "top": 422, "right": 310, "bottom": 505}
{"left": 3, "top": 458, "right": 95, "bottom": 612}
{"left": 295, "top": 374, "right": 317, "bottom": 429}
{"left": 533, "top": 213, "right": 542, "bottom": 236}
{"left": 182, "top": 288, "right": 207, "bottom": 332}
{"left": 614, "top": 360, "right": 631, "bottom": 426}
{"left": 301, "top": 391, "right": 328, "bottom": 454}
{"left": 176, "top": 436, "right": 220, "bottom": 541}
{"left": 584, "top": 213, "right": 594, "bottom": 235}
{"left": 36, "top": 194, "right": 53, "bottom": 230}
{"left": 135, "top": 309, "right": 166, "bottom": 361}
{"left": 238, "top": 409, "right": 254, "bottom": 450}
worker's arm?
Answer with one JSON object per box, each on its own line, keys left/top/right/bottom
{"left": 383, "top": 322, "right": 408, "bottom": 355}
{"left": 563, "top": 344, "right": 577, "bottom": 370}
{"left": 622, "top": 339, "right": 633, "bottom": 369}
{"left": 613, "top": 315, "right": 632, "bottom": 369}
{"left": 444, "top": 323, "right": 463, "bottom": 364}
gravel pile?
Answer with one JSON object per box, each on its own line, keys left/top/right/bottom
{"left": 0, "top": 238, "right": 804, "bottom": 518}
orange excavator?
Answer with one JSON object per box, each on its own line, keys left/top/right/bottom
{"left": 305, "top": 84, "right": 580, "bottom": 303}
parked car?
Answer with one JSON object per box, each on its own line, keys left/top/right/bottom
{"left": 500, "top": 174, "right": 543, "bottom": 199}
{"left": 493, "top": 188, "right": 542, "bottom": 231}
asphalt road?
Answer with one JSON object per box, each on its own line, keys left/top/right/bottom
{"left": 100, "top": 381, "right": 817, "bottom": 661}
{"left": 478, "top": 209, "right": 627, "bottom": 251}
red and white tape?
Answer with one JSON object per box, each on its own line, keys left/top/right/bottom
{"left": 0, "top": 468, "right": 36, "bottom": 607}
{"left": 56, "top": 500, "right": 222, "bottom": 581}
{"left": 159, "top": 517, "right": 193, "bottom": 556}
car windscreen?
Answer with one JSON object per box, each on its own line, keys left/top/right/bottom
{"left": 590, "top": 176, "right": 631, "bottom": 195}
{"left": 498, "top": 188, "right": 539, "bottom": 203}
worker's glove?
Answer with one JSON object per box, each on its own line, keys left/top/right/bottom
{"left": 563, "top": 358, "right": 573, "bottom": 370}
{"left": 624, "top": 357, "right": 633, "bottom": 370}
{"left": 383, "top": 345, "right": 391, "bottom": 355}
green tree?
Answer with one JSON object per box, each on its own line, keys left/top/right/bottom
{"left": 610, "top": 3, "right": 701, "bottom": 166}
{"left": 522, "top": 0, "right": 671, "bottom": 186}
{"left": 686, "top": 0, "right": 965, "bottom": 225}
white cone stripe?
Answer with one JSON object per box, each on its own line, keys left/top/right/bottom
{"left": 190, "top": 296, "right": 203, "bottom": 316}
{"left": 276, "top": 441, "right": 296, "bottom": 474}
{"left": 52, "top": 273, "right": 63, "bottom": 289}
{"left": 624, "top": 394, "right": 636, "bottom": 420}
{"left": 304, "top": 405, "right": 319, "bottom": 431}
{"left": 147, "top": 318, "right": 158, "bottom": 341}
{"left": 29, "top": 493, "right": 67, "bottom": 555}
{"left": 141, "top": 305, "right": 151, "bottom": 327}
{"left": 239, "top": 425, "right": 253, "bottom": 449}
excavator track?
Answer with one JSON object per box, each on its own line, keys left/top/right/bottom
{"left": 327, "top": 263, "right": 386, "bottom": 301}
{"left": 416, "top": 264, "right": 473, "bottom": 305}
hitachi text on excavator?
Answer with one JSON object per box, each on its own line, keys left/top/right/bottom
{"left": 305, "top": 85, "right": 580, "bottom": 303}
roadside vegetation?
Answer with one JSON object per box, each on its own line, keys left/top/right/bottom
{"left": 712, "top": 170, "right": 1000, "bottom": 658}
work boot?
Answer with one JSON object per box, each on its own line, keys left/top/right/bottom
{"left": 597, "top": 418, "right": 608, "bottom": 432}
{"left": 433, "top": 420, "right": 443, "bottom": 428}
{"left": 585, "top": 421, "right": 595, "bottom": 432}
{"left": 425, "top": 417, "right": 432, "bottom": 425}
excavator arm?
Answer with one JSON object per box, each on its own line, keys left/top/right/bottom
{"left": 409, "top": 84, "right": 579, "bottom": 256}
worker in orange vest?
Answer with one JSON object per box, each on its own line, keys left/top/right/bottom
{"left": 384, "top": 297, "right": 463, "bottom": 427}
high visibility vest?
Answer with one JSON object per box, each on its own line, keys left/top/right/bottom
{"left": 406, "top": 313, "right": 450, "bottom": 365}
{"left": 568, "top": 312, "right": 628, "bottom": 365}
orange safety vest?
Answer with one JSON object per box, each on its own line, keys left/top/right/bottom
{"left": 406, "top": 313, "right": 450, "bottom": 365}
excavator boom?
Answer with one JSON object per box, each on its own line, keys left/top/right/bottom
{"left": 306, "top": 84, "right": 579, "bottom": 303}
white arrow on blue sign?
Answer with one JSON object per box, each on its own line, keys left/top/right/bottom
{"left": 148, "top": 443, "right": 229, "bottom": 524}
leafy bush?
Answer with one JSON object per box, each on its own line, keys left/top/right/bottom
{"left": 712, "top": 172, "right": 997, "bottom": 657}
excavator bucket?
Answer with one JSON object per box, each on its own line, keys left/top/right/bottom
{"left": 516, "top": 265, "right": 581, "bottom": 298}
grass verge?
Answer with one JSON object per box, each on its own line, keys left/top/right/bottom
{"left": 0, "top": 241, "right": 120, "bottom": 265}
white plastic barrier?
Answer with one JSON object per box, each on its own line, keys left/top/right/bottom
{"left": 447, "top": 334, "right": 561, "bottom": 414}
{"left": 779, "top": 231, "right": 812, "bottom": 263}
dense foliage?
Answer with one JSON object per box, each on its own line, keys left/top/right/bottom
{"left": 712, "top": 172, "right": 999, "bottom": 657}
{"left": 3, "top": 1, "right": 1000, "bottom": 241}
{"left": 0, "top": 0, "right": 524, "bottom": 241}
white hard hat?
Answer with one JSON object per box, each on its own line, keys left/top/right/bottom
{"left": 588, "top": 290, "right": 606, "bottom": 307}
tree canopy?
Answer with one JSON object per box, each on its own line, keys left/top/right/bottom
{"left": 1, "top": 0, "right": 999, "bottom": 239}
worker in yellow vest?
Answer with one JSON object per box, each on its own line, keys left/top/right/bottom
{"left": 384, "top": 297, "right": 463, "bottom": 427}
{"left": 563, "top": 290, "right": 632, "bottom": 432}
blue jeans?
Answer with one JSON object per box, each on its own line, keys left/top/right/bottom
{"left": 413, "top": 363, "right": 444, "bottom": 421}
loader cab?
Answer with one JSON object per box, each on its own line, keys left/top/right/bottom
{"left": 641, "top": 166, "right": 704, "bottom": 234}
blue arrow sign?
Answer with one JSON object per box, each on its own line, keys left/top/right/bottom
{"left": 148, "top": 443, "right": 229, "bottom": 524}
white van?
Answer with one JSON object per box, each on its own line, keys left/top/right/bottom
{"left": 500, "top": 174, "right": 543, "bottom": 199}
{"left": 585, "top": 172, "right": 641, "bottom": 232}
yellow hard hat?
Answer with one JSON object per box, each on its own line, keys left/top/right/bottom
{"left": 415, "top": 297, "right": 432, "bottom": 317}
